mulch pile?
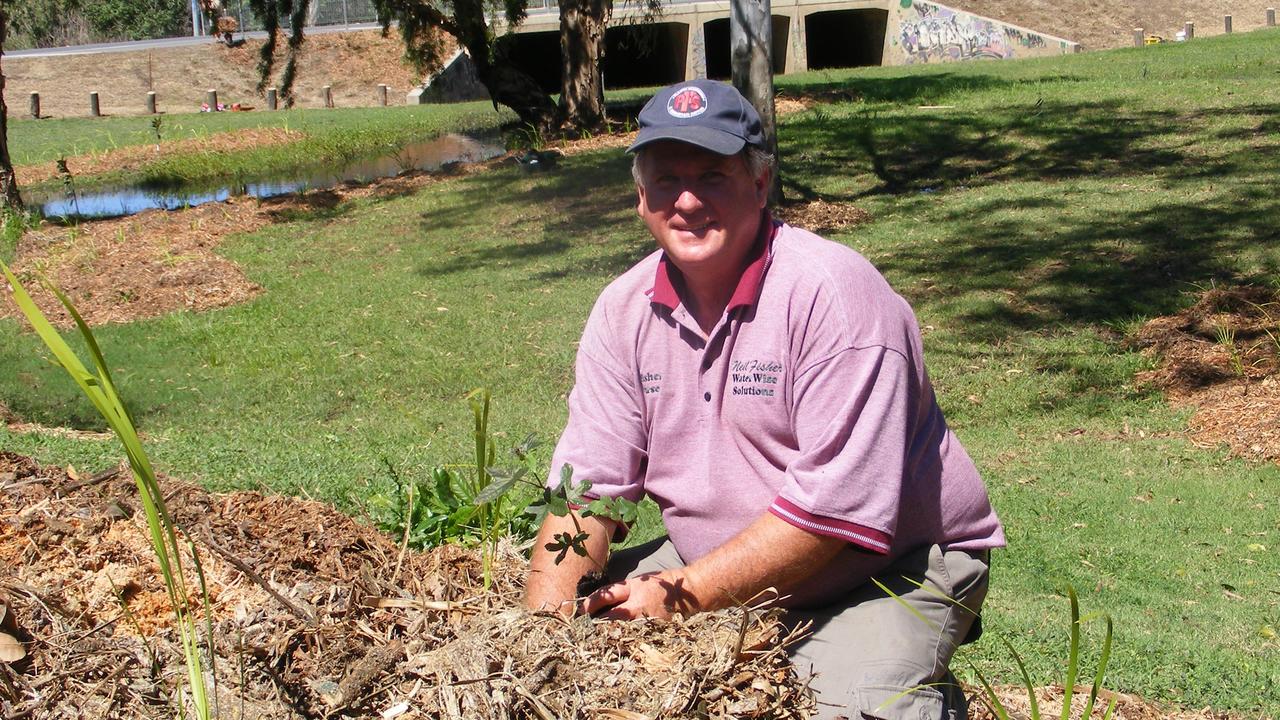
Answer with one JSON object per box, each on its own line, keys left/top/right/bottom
{"left": 1132, "top": 285, "right": 1280, "bottom": 464}
{"left": 0, "top": 452, "right": 813, "bottom": 719}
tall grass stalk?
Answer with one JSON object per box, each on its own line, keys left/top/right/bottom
{"left": 467, "top": 388, "right": 499, "bottom": 588}
{"left": 872, "top": 579, "right": 1117, "bottom": 720}
{"left": 0, "top": 260, "right": 213, "bottom": 720}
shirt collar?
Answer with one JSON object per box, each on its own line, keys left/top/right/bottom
{"left": 649, "top": 210, "right": 777, "bottom": 312}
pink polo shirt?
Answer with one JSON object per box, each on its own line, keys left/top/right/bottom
{"left": 550, "top": 220, "right": 1004, "bottom": 607}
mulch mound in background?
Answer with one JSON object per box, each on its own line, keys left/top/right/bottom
{"left": 0, "top": 452, "right": 812, "bottom": 719}
{"left": 1132, "top": 285, "right": 1280, "bottom": 464}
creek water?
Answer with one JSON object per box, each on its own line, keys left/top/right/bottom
{"left": 24, "top": 133, "right": 506, "bottom": 221}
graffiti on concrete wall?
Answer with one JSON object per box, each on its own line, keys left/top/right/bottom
{"left": 896, "top": 2, "right": 1048, "bottom": 64}
{"left": 690, "top": 25, "right": 707, "bottom": 79}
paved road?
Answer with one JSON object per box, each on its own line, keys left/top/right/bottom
{"left": 7, "top": 23, "right": 384, "bottom": 58}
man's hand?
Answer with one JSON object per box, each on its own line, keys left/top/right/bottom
{"left": 582, "top": 569, "right": 700, "bottom": 620}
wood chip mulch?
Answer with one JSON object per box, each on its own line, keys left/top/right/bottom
{"left": 1132, "top": 285, "right": 1280, "bottom": 464}
{"left": 0, "top": 452, "right": 814, "bottom": 719}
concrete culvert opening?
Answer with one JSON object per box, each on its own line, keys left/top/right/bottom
{"left": 603, "top": 22, "right": 689, "bottom": 88}
{"left": 805, "top": 9, "right": 887, "bottom": 69}
{"left": 494, "top": 31, "right": 562, "bottom": 95}
{"left": 703, "top": 16, "right": 790, "bottom": 80}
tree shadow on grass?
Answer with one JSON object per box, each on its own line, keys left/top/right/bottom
{"left": 785, "top": 98, "right": 1280, "bottom": 337}
{"left": 413, "top": 153, "right": 651, "bottom": 283}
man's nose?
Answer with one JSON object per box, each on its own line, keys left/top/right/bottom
{"left": 673, "top": 186, "right": 704, "bottom": 213}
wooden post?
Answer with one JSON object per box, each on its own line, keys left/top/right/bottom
{"left": 89, "top": 91, "right": 101, "bottom": 117}
{"left": 323, "top": 85, "right": 334, "bottom": 108}
{"left": 1185, "top": 21, "right": 1195, "bottom": 39}
{"left": 29, "top": 92, "right": 40, "bottom": 119}
{"left": 146, "top": 91, "right": 157, "bottom": 114}
{"left": 1224, "top": 15, "right": 1233, "bottom": 33}
{"left": 207, "top": 89, "right": 218, "bottom": 110}
{"left": 1268, "top": 8, "right": 1276, "bottom": 26}
{"left": 266, "top": 87, "right": 278, "bottom": 110}
{"left": 1133, "top": 28, "right": 1144, "bottom": 47}
{"left": 378, "top": 84, "right": 388, "bottom": 106}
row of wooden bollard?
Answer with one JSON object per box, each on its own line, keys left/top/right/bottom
{"left": 1134, "top": 9, "right": 1276, "bottom": 46}
{"left": 26, "top": 83, "right": 393, "bottom": 119}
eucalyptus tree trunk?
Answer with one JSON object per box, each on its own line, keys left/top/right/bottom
{"left": 559, "top": 0, "right": 610, "bottom": 131}
{"left": 729, "top": 0, "right": 780, "bottom": 204}
{"left": 0, "top": 4, "right": 22, "bottom": 212}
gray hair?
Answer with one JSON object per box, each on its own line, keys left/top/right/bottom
{"left": 631, "top": 145, "right": 774, "bottom": 186}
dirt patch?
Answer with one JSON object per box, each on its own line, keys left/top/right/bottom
{"left": 1132, "top": 285, "right": 1280, "bottom": 463}
{"left": 13, "top": 127, "right": 303, "bottom": 187}
{"left": 934, "top": 1, "right": 1277, "bottom": 51}
{"left": 0, "top": 452, "right": 813, "bottom": 719}
{"left": 777, "top": 199, "right": 873, "bottom": 235}
{"left": 7, "top": 30, "right": 427, "bottom": 119}
{"left": 0, "top": 157, "right": 507, "bottom": 328}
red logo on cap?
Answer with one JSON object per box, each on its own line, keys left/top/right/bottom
{"left": 667, "top": 87, "right": 708, "bottom": 119}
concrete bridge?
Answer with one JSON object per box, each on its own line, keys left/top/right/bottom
{"left": 496, "top": 0, "right": 1077, "bottom": 92}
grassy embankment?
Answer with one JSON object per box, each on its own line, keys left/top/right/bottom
{"left": 3, "top": 29, "right": 1279, "bottom": 715}
{"left": 7, "top": 100, "right": 514, "bottom": 196}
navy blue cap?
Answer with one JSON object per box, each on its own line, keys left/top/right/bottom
{"left": 627, "top": 79, "right": 765, "bottom": 155}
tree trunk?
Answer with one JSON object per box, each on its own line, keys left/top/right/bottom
{"left": 450, "top": 0, "right": 560, "bottom": 132}
{"left": 730, "top": 0, "right": 780, "bottom": 205}
{"left": 0, "top": 4, "right": 22, "bottom": 212}
{"left": 559, "top": 0, "right": 610, "bottom": 132}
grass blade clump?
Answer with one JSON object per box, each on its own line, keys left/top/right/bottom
{"left": 871, "top": 577, "right": 1117, "bottom": 720}
{"left": 0, "top": 260, "right": 213, "bottom": 720}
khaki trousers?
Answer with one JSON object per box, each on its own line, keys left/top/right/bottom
{"left": 608, "top": 539, "right": 991, "bottom": 720}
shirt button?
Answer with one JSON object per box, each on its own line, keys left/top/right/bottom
{"left": 703, "top": 392, "right": 711, "bottom": 402}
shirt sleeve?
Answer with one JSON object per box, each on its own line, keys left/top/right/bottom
{"left": 547, "top": 298, "right": 648, "bottom": 504}
{"left": 768, "top": 345, "right": 917, "bottom": 554}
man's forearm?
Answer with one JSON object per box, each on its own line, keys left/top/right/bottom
{"left": 524, "top": 510, "right": 616, "bottom": 613}
{"left": 680, "top": 512, "right": 846, "bottom": 611}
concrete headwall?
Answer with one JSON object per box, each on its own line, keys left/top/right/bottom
{"left": 883, "top": 1, "right": 1078, "bottom": 65}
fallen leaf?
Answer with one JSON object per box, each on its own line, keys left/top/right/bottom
{"left": 1246, "top": 543, "right": 1267, "bottom": 552}
{"left": 0, "top": 631, "right": 25, "bottom": 663}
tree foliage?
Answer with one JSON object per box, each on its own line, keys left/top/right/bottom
{"left": 8, "top": 0, "right": 190, "bottom": 49}
{"left": 249, "top": 0, "right": 559, "bottom": 127}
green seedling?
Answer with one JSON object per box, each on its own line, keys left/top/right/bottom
{"left": 872, "top": 579, "right": 1117, "bottom": 720}
{"left": 0, "top": 261, "right": 214, "bottom": 720}
{"left": 1214, "top": 321, "right": 1246, "bottom": 378}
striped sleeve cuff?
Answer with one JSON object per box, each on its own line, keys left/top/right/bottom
{"left": 768, "top": 497, "right": 892, "bottom": 554}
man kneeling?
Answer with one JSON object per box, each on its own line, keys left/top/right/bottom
{"left": 524, "top": 79, "right": 1005, "bottom": 720}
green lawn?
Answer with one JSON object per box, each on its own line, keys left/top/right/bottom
{"left": 4, "top": 29, "right": 1279, "bottom": 715}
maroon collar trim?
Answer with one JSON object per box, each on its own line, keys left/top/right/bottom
{"left": 649, "top": 211, "right": 777, "bottom": 312}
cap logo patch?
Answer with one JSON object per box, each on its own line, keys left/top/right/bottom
{"left": 667, "top": 87, "right": 708, "bottom": 119}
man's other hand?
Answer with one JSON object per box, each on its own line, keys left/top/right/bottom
{"left": 582, "top": 570, "right": 700, "bottom": 620}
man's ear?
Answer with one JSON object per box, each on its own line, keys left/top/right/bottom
{"left": 755, "top": 168, "right": 771, "bottom": 208}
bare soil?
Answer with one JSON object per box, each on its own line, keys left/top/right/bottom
{"left": 1132, "top": 285, "right": 1280, "bottom": 465}
{"left": 952, "top": 0, "right": 1278, "bottom": 51}
{"left": 6, "top": 30, "right": 426, "bottom": 119}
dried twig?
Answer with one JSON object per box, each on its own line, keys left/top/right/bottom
{"left": 197, "top": 529, "right": 317, "bottom": 626}
{"left": 57, "top": 466, "right": 121, "bottom": 496}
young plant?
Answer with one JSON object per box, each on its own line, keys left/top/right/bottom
{"left": 1214, "top": 321, "right": 1247, "bottom": 378}
{"left": 524, "top": 463, "right": 640, "bottom": 566}
{"left": 873, "top": 580, "right": 1117, "bottom": 720}
{"left": 0, "top": 262, "right": 214, "bottom": 720}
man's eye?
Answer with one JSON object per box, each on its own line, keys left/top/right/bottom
{"left": 701, "top": 172, "right": 726, "bottom": 183}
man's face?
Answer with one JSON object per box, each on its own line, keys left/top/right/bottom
{"left": 635, "top": 141, "right": 769, "bottom": 283}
